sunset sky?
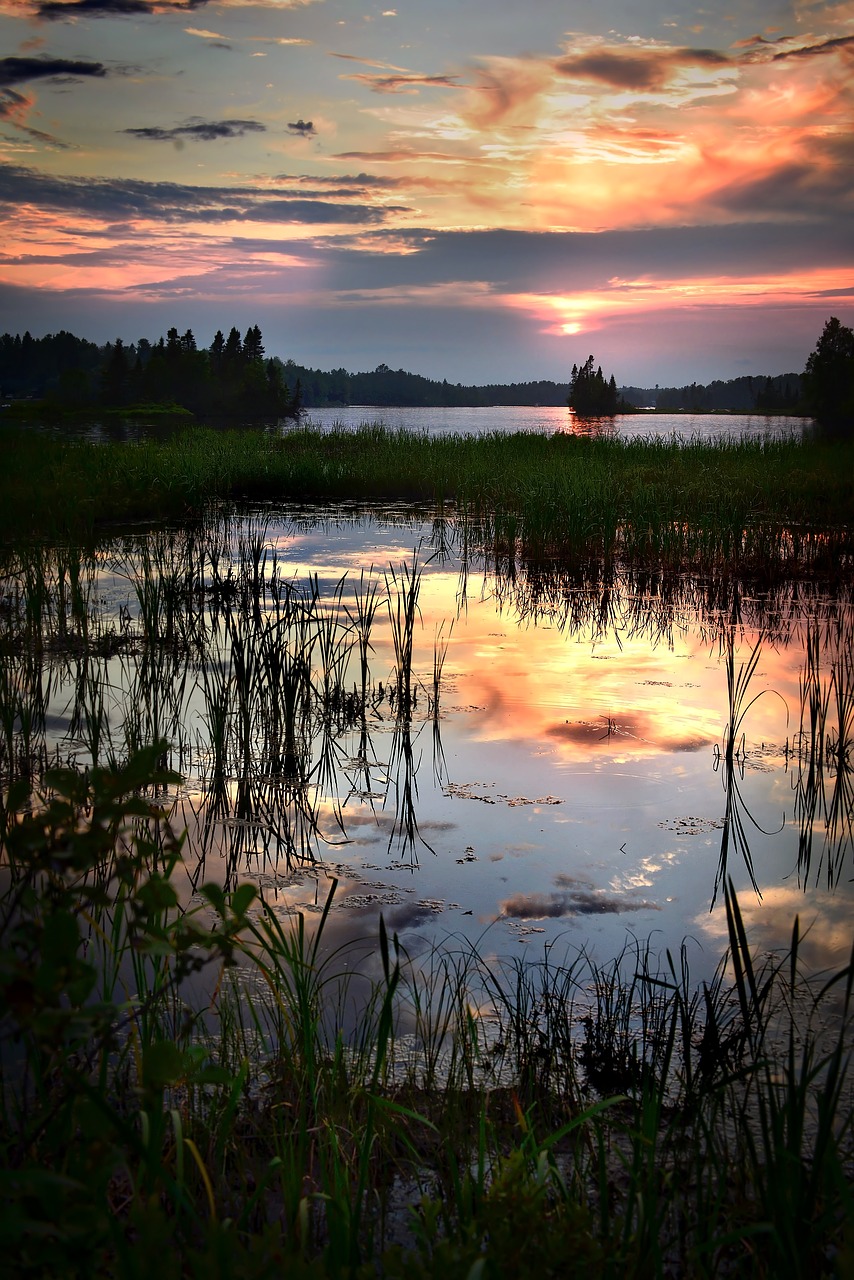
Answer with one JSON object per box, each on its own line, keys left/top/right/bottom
{"left": 1, "top": 0, "right": 852, "bottom": 384}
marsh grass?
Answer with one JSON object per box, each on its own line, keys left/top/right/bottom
{"left": 2, "top": 748, "right": 852, "bottom": 1278}
{"left": 3, "top": 424, "right": 853, "bottom": 579}
{"left": 2, "top": 504, "right": 854, "bottom": 1276}
{"left": 3, "top": 516, "right": 852, "bottom": 883}
{"left": 793, "top": 618, "right": 854, "bottom": 888}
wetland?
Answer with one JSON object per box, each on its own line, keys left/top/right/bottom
{"left": 2, "top": 420, "right": 853, "bottom": 1278}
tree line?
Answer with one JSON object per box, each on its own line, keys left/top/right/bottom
{"left": 0, "top": 325, "right": 299, "bottom": 420}
{"left": 275, "top": 361, "right": 573, "bottom": 408}
{"left": 628, "top": 373, "right": 804, "bottom": 414}
{"left": 1, "top": 316, "right": 850, "bottom": 425}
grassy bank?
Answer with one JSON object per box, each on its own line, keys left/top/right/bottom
{"left": 2, "top": 745, "right": 853, "bottom": 1279}
{"left": 2, "top": 424, "right": 852, "bottom": 576}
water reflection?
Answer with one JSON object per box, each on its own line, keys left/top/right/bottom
{"left": 1, "top": 505, "right": 851, "bottom": 981}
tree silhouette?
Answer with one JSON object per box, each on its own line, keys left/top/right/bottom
{"left": 569, "top": 355, "right": 622, "bottom": 416}
{"left": 803, "top": 316, "right": 854, "bottom": 429}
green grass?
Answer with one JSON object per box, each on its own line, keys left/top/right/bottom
{"left": 2, "top": 424, "right": 852, "bottom": 577}
{"left": 2, "top": 434, "right": 853, "bottom": 1276}
{"left": 1, "top": 746, "right": 852, "bottom": 1278}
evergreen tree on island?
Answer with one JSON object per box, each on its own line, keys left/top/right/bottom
{"left": 568, "top": 355, "right": 624, "bottom": 416}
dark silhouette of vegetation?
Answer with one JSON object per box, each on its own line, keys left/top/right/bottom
{"left": 0, "top": 329, "right": 103, "bottom": 402}
{"left": 0, "top": 325, "right": 299, "bottom": 421}
{"left": 276, "top": 359, "right": 573, "bottom": 408}
{"left": 803, "top": 316, "right": 854, "bottom": 430}
{"left": 0, "top": 327, "right": 820, "bottom": 419}
{"left": 631, "top": 372, "right": 804, "bottom": 414}
{"left": 568, "top": 355, "right": 626, "bottom": 416}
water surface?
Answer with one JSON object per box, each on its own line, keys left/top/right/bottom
{"left": 17, "top": 505, "right": 850, "bottom": 987}
{"left": 303, "top": 405, "right": 813, "bottom": 443}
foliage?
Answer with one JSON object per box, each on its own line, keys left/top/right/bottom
{"left": 275, "top": 359, "right": 573, "bottom": 409}
{"left": 642, "top": 372, "right": 804, "bottom": 414}
{"left": 0, "top": 325, "right": 299, "bottom": 422}
{"left": 0, "top": 330, "right": 103, "bottom": 402}
{"left": 568, "top": 355, "right": 625, "bottom": 416}
{"left": 0, "top": 744, "right": 257, "bottom": 1278}
{"left": 803, "top": 316, "right": 854, "bottom": 429}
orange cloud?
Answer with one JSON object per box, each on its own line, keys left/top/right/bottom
{"left": 503, "top": 267, "right": 854, "bottom": 338}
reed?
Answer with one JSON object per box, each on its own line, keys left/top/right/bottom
{"left": 2, "top": 498, "right": 853, "bottom": 1275}
{"left": 3, "top": 424, "right": 853, "bottom": 579}
{"left": 2, "top": 746, "right": 852, "bottom": 1278}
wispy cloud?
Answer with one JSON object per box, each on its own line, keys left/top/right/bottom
{"left": 0, "top": 161, "right": 408, "bottom": 224}
{"left": 124, "top": 117, "right": 266, "bottom": 142}
{"left": 0, "top": 56, "right": 107, "bottom": 85}
{"left": 771, "top": 32, "right": 854, "bottom": 59}
{"left": 342, "top": 71, "right": 461, "bottom": 94}
{"left": 0, "top": 87, "right": 71, "bottom": 148}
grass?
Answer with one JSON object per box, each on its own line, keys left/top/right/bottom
{"left": 1, "top": 747, "right": 852, "bottom": 1278}
{"left": 2, "top": 423, "right": 852, "bottom": 578}
{"left": 2, "top": 460, "right": 853, "bottom": 1276}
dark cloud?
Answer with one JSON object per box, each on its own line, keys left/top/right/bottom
{"left": 772, "top": 34, "right": 854, "bottom": 62}
{"left": 291, "top": 172, "right": 402, "bottom": 189}
{"left": 242, "top": 199, "right": 408, "bottom": 225}
{"left": 334, "top": 148, "right": 471, "bottom": 164}
{"left": 556, "top": 46, "right": 730, "bottom": 91}
{"left": 124, "top": 118, "right": 266, "bottom": 143}
{"left": 343, "top": 72, "right": 461, "bottom": 95}
{"left": 0, "top": 56, "right": 107, "bottom": 86}
{"left": 382, "top": 903, "right": 436, "bottom": 931}
{"left": 501, "top": 884, "right": 659, "bottom": 920}
{"left": 35, "top": 0, "right": 207, "bottom": 19}
{"left": 287, "top": 118, "right": 316, "bottom": 136}
{"left": 309, "top": 222, "right": 854, "bottom": 295}
{"left": 0, "top": 161, "right": 408, "bottom": 225}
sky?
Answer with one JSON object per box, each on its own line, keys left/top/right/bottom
{"left": 0, "top": 0, "right": 852, "bottom": 386}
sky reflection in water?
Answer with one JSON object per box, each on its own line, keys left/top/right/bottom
{"left": 144, "top": 505, "right": 854, "bottom": 989}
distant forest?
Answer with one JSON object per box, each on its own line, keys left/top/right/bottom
{"left": 278, "top": 360, "right": 574, "bottom": 409}
{"left": 0, "top": 327, "right": 805, "bottom": 416}
{"left": 621, "top": 373, "right": 804, "bottom": 414}
{"left": 0, "top": 326, "right": 297, "bottom": 420}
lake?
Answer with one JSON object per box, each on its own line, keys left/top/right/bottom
{"left": 12, "top": 405, "right": 813, "bottom": 445}
{"left": 303, "top": 404, "right": 814, "bottom": 443}
{"left": 17, "top": 501, "right": 851, "bottom": 991}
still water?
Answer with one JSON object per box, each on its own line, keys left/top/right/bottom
{"left": 19, "top": 406, "right": 813, "bottom": 445}
{"left": 303, "top": 405, "right": 813, "bottom": 443}
{"left": 25, "top": 505, "right": 851, "bottom": 988}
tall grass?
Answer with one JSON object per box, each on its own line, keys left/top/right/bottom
{"left": 3, "top": 517, "right": 852, "bottom": 887}
{"left": 2, "top": 747, "right": 852, "bottom": 1277}
{"left": 3, "top": 424, "right": 853, "bottom": 578}
{"left": 2, "top": 499, "right": 853, "bottom": 1274}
